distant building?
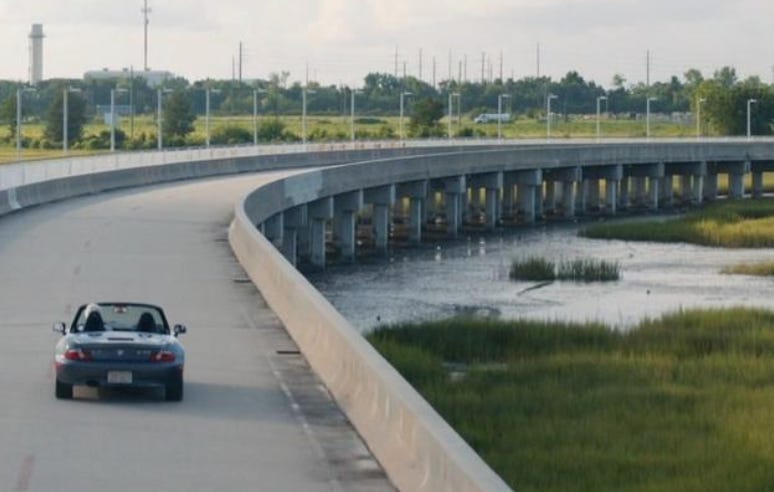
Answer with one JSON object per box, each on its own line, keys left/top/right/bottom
{"left": 84, "top": 68, "right": 175, "bottom": 87}
{"left": 29, "top": 24, "right": 44, "bottom": 85}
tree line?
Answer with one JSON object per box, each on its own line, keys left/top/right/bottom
{"left": 0, "top": 65, "right": 771, "bottom": 149}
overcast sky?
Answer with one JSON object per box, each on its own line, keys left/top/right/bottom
{"left": 1, "top": 0, "right": 772, "bottom": 88}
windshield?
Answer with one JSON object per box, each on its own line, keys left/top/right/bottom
{"left": 71, "top": 303, "right": 169, "bottom": 334}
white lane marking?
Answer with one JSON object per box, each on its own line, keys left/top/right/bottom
{"left": 240, "top": 308, "right": 344, "bottom": 492}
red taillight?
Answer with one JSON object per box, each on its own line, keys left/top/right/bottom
{"left": 64, "top": 348, "right": 92, "bottom": 361}
{"left": 149, "top": 350, "right": 176, "bottom": 363}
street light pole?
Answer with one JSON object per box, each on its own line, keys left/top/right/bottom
{"left": 156, "top": 88, "right": 172, "bottom": 150}
{"left": 596, "top": 95, "right": 607, "bottom": 141}
{"left": 747, "top": 98, "right": 758, "bottom": 140}
{"left": 399, "top": 92, "right": 413, "bottom": 142}
{"left": 546, "top": 94, "right": 558, "bottom": 140}
{"left": 16, "top": 87, "right": 36, "bottom": 160}
{"left": 204, "top": 88, "right": 222, "bottom": 148}
{"left": 497, "top": 94, "right": 511, "bottom": 141}
{"left": 448, "top": 92, "right": 453, "bottom": 140}
{"left": 646, "top": 97, "right": 657, "bottom": 139}
{"left": 696, "top": 97, "right": 706, "bottom": 139}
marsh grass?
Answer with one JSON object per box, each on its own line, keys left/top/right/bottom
{"left": 722, "top": 261, "right": 774, "bottom": 276}
{"left": 582, "top": 199, "right": 774, "bottom": 248}
{"left": 510, "top": 257, "right": 620, "bottom": 282}
{"left": 368, "top": 308, "right": 774, "bottom": 491}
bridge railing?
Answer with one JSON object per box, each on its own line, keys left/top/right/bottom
{"left": 3, "top": 136, "right": 771, "bottom": 191}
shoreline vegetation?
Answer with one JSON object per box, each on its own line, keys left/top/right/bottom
{"left": 509, "top": 257, "right": 620, "bottom": 282}
{"left": 581, "top": 199, "right": 774, "bottom": 248}
{"left": 368, "top": 308, "right": 774, "bottom": 491}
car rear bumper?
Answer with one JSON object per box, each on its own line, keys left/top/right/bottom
{"left": 55, "top": 360, "right": 183, "bottom": 388}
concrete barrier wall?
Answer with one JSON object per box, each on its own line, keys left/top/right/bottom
{"left": 229, "top": 207, "right": 512, "bottom": 492}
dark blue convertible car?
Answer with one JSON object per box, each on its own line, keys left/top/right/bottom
{"left": 53, "top": 302, "right": 187, "bottom": 401}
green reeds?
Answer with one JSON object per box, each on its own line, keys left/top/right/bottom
{"left": 510, "top": 257, "right": 620, "bottom": 282}
{"left": 582, "top": 199, "right": 774, "bottom": 248}
{"left": 369, "top": 308, "right": 774, "bottom": 491}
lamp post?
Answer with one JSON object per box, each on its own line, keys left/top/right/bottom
{"left": 399, "top": 91, "right": 413, "bottom": 142}
{"left": 546, "top": 94, "right": 558, "bottom": 140}
{"left": 497, "top": 94, "right": 511, "bottom": 141}
{"left": 696, "top": 97, "right": 707, "bottom": 139}
{"left": 350, "top": 89, "right": 362, "bottom": 142}
{"left": 205, "top": 87, "right": 221, "bottom": 148}
{"left": 15, "top": 87, "right": 36, "bottom": 159}
{"left": 596, "top": 95, "right": 607, "bottom": 141}
{"left": 110, "top": 87, "right": 128, "bottom": 152}
{"left": 63, "top": 87, "right": 81, "bottom": 154}
{"left": 747, "top": 99, "right": 758, "bottom": 140}
{"left": 156, "top": 88, "right": 172, "bottom": 150}
{"left": 646, "top": 97, "right": 657, "bottom": 139}
{"left": 302, "top": 87, "right": 316, "bottom": 145}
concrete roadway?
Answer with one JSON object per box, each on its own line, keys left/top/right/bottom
{"left": 0, "top": 172, "right": 393, "bottom": 491}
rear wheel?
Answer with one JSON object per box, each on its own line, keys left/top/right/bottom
{"left": 165, "top": 375, "right": 183, "bottom": 402}
{"left": 55, "top": 378, "right": 73, "bottom": 399}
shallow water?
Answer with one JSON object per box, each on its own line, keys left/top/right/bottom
{"left": 306, "top": 219, "right": 774, "bottom": 333}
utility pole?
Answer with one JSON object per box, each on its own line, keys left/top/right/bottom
{"left": 536, "top": 42, "right": 540, "bottom": 78}
{"left": 418, "top": 48, "right": 423, "bottom": 81}
{"left": 432, "top": 56, "right": 436, "bottom": 88}
{"left": 464, "top": 54, "right": 467, "bottom": 81}
{"left": 481, "top": 52, "right": 485, "bottom": 84}
{"left": 394, "top": 46, "right": 399, "bottom": 77}
{"left": 499, "top": 51, "right": 503, "bottom": 82}
{"left": 142, "top": 0, "right": 151, "bottom": 71}
{"left": 646, "top": 50, "right": 651, "bottom": 90}
{"left": 448, "top": 50, "right": 452, "bottom": 82}
{"left": 238, "top": 41, "right": 243, "bottom": 83}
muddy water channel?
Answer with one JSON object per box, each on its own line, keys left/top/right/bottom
{"left": 306, "top": 218, "right": 774, "bottom": 333}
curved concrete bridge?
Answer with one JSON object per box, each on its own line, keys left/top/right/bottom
{"left": 1, "top": 139, "right": 773, "bottom": 492}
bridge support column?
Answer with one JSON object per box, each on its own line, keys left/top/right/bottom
{"left": 704, "top": 173, "right": 718, "bottom": 201}
{"left": 365, "top": 185, "right": 396, "bottom": 254}
{"left": 660, "top": 175, "right": 673, "bottom": 207}
{"left": 281, "top": 206, "right": 306, "bottom": 267}
{"left": 334, "top": 191, "right": 363, "bottom": 263}
{"left": 444, "top": 176, "right": 466, "bottom": 237}
{"left": 308, "top": 197, "right": 333, "bottom": 269}
{"left": 679, "top": 175, "right": 692, "bottom": 203}
{"left": 502, "top": 185, "right": 515, "bottom": 219}
{"left": 544, "top": 181, "right": 557, "bottom": 215}
{"left": 397, "top": 180, "right": 428, "bottom": 245}
{"left": 605, "top": 180, "right": 618, "bottom": 215}
{"left": 468, "top": 172, "right": 503, "bottom": 230}
{"left": 619, "top": 177, "right": 630, "bottom": 210}
{"left": 631, "top": 177, "right": 646, "bottom": 206}
{"left": 753, "top": 172, "right": 764, "bottom": 198}
{"left": 518, "top": 184, "right": 536, "bottom": 223}
{"left": 586, "top": 179, "right": 600, "bottom": 212}
{"left": 648, "top": 177, "right": 660, "bottom": 210}
{"left": 562, "top": 181, "right": 576, "bottom": 218}
{"left": 692, "top": 176, "right": 704, "bottom": 204}
{"left": 535, "top": 185, "right": 544, "bottom": 219}
{"left": 263, "top": 213, "right": 284, "bottom": 248}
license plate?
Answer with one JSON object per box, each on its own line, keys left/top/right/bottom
{"left": 107, "top": 371, "right": 133, "bottom": 384}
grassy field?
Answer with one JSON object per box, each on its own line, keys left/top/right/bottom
{"left": 582, "top": 199, "right": 774, "bottom": 248}
{"left": 0, "top": 115, "right": 697, "bottom": 164}
{"left": 368, "top": 309, "right": 774, "bottom": 492}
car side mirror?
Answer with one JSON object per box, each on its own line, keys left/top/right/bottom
{"left": 52, "top": 322, "right": 66, "bottom": 335}
{"left": 173, "top": 324, "right": 187, "bottom": 337}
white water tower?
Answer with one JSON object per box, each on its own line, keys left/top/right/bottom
{"left": 29, "top": 24, "right": 44, "bottom": 85}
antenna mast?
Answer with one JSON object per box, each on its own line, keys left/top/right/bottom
{"left": 142, "top": 0, "right": 151, "bottom": 71}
